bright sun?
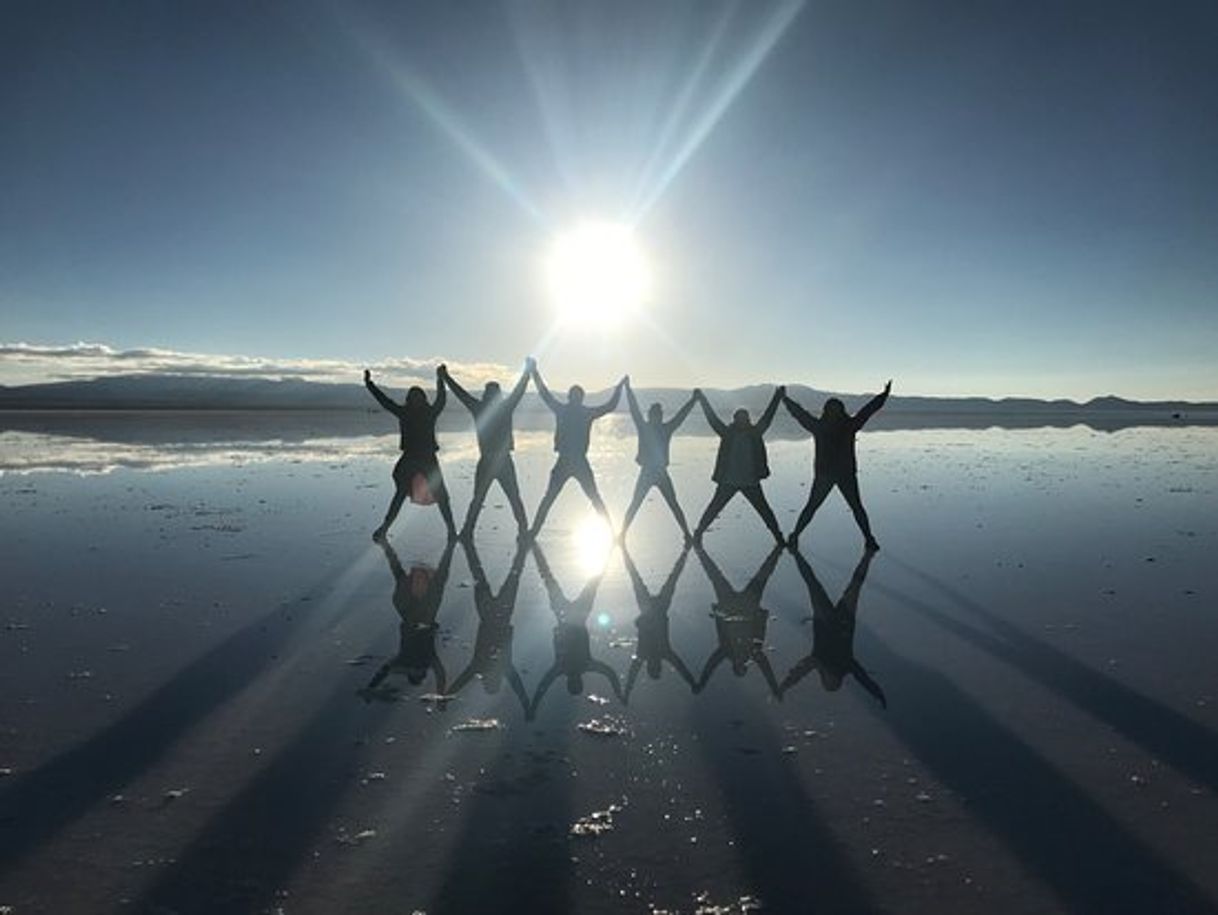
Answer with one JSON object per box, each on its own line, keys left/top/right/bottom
{"left": 545, "top": 221, "right": 651, "bottom": 328}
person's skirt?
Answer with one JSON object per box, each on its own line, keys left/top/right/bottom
{"left": 392, "top": 454, "right": 445, "bottom": 505}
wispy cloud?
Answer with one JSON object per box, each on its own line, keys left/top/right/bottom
{"left": 0, "top": 342, "right": 514, "bottom": 388}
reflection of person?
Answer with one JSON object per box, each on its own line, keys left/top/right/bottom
{"left": 620, "top": 381, "right": 697, "bottom": 542}
{"left": 362, "top": 539, "right": 456, "bottom": 697}
{"left": 528, "top": 542, "right": 621, "bottom": 717}
{"left": 440, "top": 359, "right": 533, "bottom": 541}
{"left": 446, "top": 540, "right": 530, "bottom": 715}
{"left": 528, "top": 364, "right": 625, "bottom": 538}
{"left": 623, "top": 544, "right": 695, "bottom": 699}
{"left": 364, "top": 367, "right": 457, "bottom": 541}
{"left": 694, "top": 544, "right": 783, "bottom": 697}
{"left": 692, "top": 387, "right": 785, "bottom": 544}
{"left": 781, "top": 548, "right": 885, "bottom": 707}
{"left": 783, "top": 381, "right": 891, "bottom": 551}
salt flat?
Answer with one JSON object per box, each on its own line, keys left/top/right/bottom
{"left": 1, "top": 416, "right": 1216, "bottom": 914}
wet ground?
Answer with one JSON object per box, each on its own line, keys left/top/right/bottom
{"left": 2, "top": 415, "right": 1217, "bottom": 914}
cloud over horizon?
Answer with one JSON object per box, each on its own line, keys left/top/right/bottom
{"left": 0, "top": 342, "right": 514, "bottom": 388}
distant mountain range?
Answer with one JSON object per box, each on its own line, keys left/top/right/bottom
{"left": 1, "top": 374, "right": 1215, "bottom": 432}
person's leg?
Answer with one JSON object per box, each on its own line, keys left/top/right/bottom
{"left": 427, "top": 463, "right": 458, "bottom": 539}
{"left": 742, "top": 485, "right": 783, "bottom": 543}
{"left": 530, "top": 462, "right": 570, "bottom": 537}
{"left": 496, "top": 458, "right": 530, "bottom": 535}
{"left": 656, "top": 472, "right": 692, "bottom": 540}
{"left": 461, "top": 457, "right": 495, "bottom": 539}
{"left": 694, "top": 485, "right": 737, "bottom": 540}
{"left": 788, "top": 475, "right": 835, "bottom": 547}
{"left": 620, "top": 471, "right": 655, "bottom": 538}
{"left": 375, "top": 459, "right": 410, "bottom": 540}
{"left": 574, "top": 460, "right": 610, "bottom": 522}
{"left": 837, "top": 474, "right": 878, "bottom": 549}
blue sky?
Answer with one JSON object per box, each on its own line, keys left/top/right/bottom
{"left": 3, "top": 0, "right": 1217, "bottom": 399}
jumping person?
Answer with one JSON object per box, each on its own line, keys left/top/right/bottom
{"left": 691, "top": 386, "right": 786, "bottom": 544}
{"left": 364, "top": 366, "right": 457, "bottom": 541}
{"left": 439, "top": 359, "right": 532, "bottom": 541}
{"left": 693, "top": 543, "right": 784, "bottom": 698}
{"left": 780, "top": 548, "right": 885, "bottom": 707}
{"left": 622, "top": 544, "right": 696, "bottom": 699}
{"left": 361, "top": 538, "right": 456, "bottom": 699}
{"left": 445, "top": 540, "right": 531, "bottom": 716}
{"left": 528, "top": 364, "right": 626, "bottom": 538}
{"left": 527, "top": 542, "right": 621, "bottom": 716}
{"left": 620, "top": 380, "right": 697, "bottom": 542}
{"left": 783, "top": 381, "right": 891, "bottom": 551}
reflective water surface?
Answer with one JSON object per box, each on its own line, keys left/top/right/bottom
{"left": 1, "top": 416, "right": 1216, "bottom": 913}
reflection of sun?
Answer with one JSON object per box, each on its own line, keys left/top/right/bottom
{"left": 572, "top": 513, "right": 614, "bottom": 576}
{"left": 546, "top": 221, "right": 650, "bottom": 329}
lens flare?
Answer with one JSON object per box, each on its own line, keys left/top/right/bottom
{"left": 546, "top": 222, "right": 651, "bottom": 329}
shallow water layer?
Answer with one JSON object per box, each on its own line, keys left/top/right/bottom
{"left": 1, "top": 419, "right": 1216, "bottom": 914}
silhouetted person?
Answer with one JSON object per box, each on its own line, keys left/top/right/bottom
{"left": 694, "top": 544, "right": 783, "bottom": 698}
{"left": 784, "top": 381, "right": 890, "bottom": 551}
{"left": 528, "top": 542, "right": 621, "bottom": 717}
{"left": 361, "top": 538, "right": 455, "bottom": 699}
{"left": 781, "top": 548, "right": 885, "bottom": 707}
{"left": 622, "top": 544, "right": 695, "bottom": 700}
{"left": 528, "top": 365, "right": 625, "bottom": 537}
{"left": 364, "top": 367, "right": 456, "bottom": 541}
{"left": 692, "top": 386, "right": 785, "bottom": 543}
{"left": 445, "top": 540, "right": 530, "bottom": 715}
{"left": 440, "top": 359, "right": 533, "bottom": 541}
{"left": 620, "top": 381, "right": 697, "bottom": 542}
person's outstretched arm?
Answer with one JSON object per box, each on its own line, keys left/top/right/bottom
{"left": 446, "top": 660, "right": 479, "bottom": 697}
{"left": 433, "top": 539, "right": 457, "bottom": 593}
{"left": 441, "top": 365, "right": 478, "bottom": 412}
{"left": 507, "top": 667, "right": 531, "bottom": 717}
{"left": 756, "top": 385, "right": 786, "bottom": 435}
{"left": 625, "top": 378, "right": 644, "bottom": 429}
{"left": 530, "top": 364, "right": 562, "bottom": 412}
{"left": 695, "top": 647, "right": 728, "bottom": 693}
{"left": 528, "top": 666, "right": 560, "bottom": 720}
{"left": 665, "top": 390, "right": 698, "bottom": 433}
{"left": 779, "top": 655, "right": 820, "bottom": 696}
{"left": 851, "top": 661, "right": 887, "bottom": 708}
{"left": 756, "top": 654, "right": 783, "bottom": 700}
{"left": 588, "top": 659, "right": 624, "bottom": 701}
{"left": 364, "top": 369, "right": 402, "bottom": 416}
{"left": 591, "top": 377, "right": 626, "bottom": 418}
{"left": 505, "top": 358, "right": 533, "bottom": 411}
{"left": 783, "top": 393, "right": 818, "bottom": 432}
{"left": 666, "top": 648, "right": 699, "bottom": 692}
{"left": 430, "top": 365, "right": 447, "bottom": 416}
{"left": 697, "top": 390, "right": 728, "bottom": 435}
{"left": 854, "top": 379, "right": 892, "bottom": 428}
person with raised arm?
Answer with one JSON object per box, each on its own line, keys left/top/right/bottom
{"left": 527, "top": 541, "right": 621, "bottom": 717}
{"left": 623, "top": 544, "right": 696, "bottom": 700}
{"left": 444, "top": 540, "right": 531, "bottom": 716}
{"left": 693, "top": 543, "right": 784, "bottom": 698}
{"left": 780, "top": 548, "right": 886, "bottom": 708}
{"left": 439, "top": 358, "right": 533, "bottom": 541}
{"left": 527, "top": 363, "right": 626, "bottom": 538}
{"left": 360, "top": 538, "right": 456, "bottom": 699}
{"left": 619, "top": 380, "right": 698, "bottom": 542}
{"left": 691, "top": 385, "right": 786, "bottom": 544}
{"left": 783, "top": 380, "right": 891, "bottom": 551}
{"left": 364, "top": 365, "right": 456, "bottom": 541}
